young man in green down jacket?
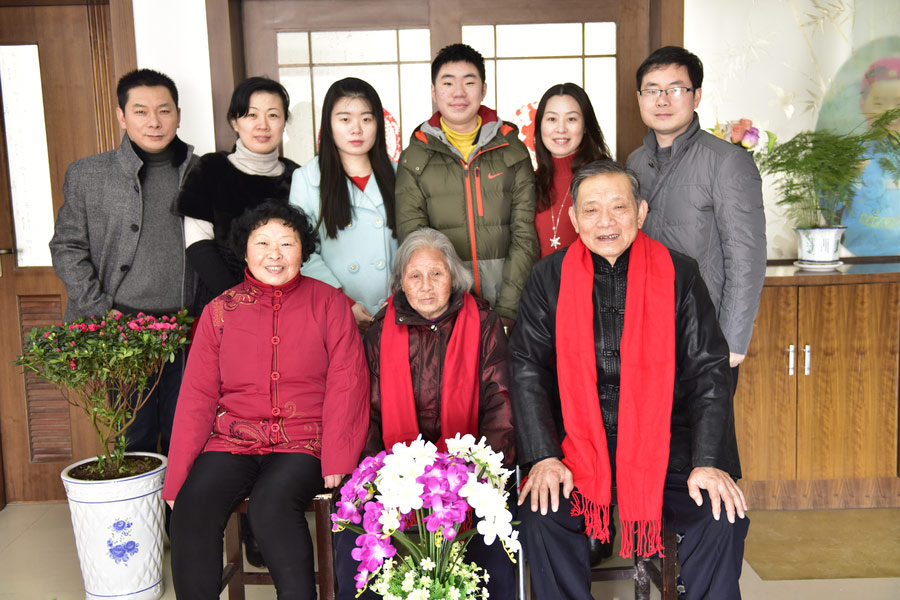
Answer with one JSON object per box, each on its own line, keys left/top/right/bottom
{"left": 395, "top": 43, "right": 539, "bottom": 329}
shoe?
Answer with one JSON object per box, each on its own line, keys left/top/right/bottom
{"left": 241, "top": 514, "right": 267, "bottom": 568}
{"left": 588, "top": 520, "right": 616, "bottom": 566}
{"left": 588, "top": 536, "right": 614, "bottom": 566}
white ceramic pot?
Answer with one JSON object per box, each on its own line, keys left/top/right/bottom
{"left": 61, "top": 452, "right": 167, "bottom": 600}
{"left": 794, "top": 226, "right": 847, "bottom": 262}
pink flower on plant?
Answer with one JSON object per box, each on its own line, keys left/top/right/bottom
{"left": 361, "top": 501, "right": 386, "bottom": 534}
{"left": 730, "top": 119, "right": 752, "bottom": 143}
{"left": 353, "top": 570, "right": 370, "bottom": 591}
{"left": 69, "top": 359, "right": 76, "bottom": 370}
{"left": 351, "top": 533, "right": 396, "bottom": 578}
{"left": 332, "top": 498, "right": 362, "bottom": 529}
{"left": 43, "top": 332, "right": 50, "bottom": 338}
{"left": 741, "top": 127, "right": 760, "bottom": 149}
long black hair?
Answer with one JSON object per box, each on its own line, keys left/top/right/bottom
{"left": 533, "top": 83, "right": 611, "bottom": 211}
{"left": 317, "top": 77, "right": 396, "bottom": 239}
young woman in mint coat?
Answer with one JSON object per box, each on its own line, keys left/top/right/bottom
{"left": 290, "top": 77, "right": 397, "bottom": 333}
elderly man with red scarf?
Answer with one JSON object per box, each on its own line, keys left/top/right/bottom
{"left": 510, "top": 160, "right": 748, "bottom": 600}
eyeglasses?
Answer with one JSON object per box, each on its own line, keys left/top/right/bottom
{"left": 638, "top": 87, "right": 695, "bottom": 99}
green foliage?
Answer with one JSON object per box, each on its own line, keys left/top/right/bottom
{"left": 758, "top": 107, "right": 900, "bottom": 228}
{"left": 16, "top": 310, "right": 193, "bottom": 477}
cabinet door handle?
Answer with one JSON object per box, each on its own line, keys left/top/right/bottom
{"left": 788, "top": 344, "right": 795, "bottom": 376}
{"left": 803, "top": 344, "right": 811, "bottom": 375}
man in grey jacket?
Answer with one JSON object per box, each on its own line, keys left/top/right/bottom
{"left": 627, "top": 46, "right": 766, "bottom": 379}
{"left": 49, "top": 69, "right": 197, "bottom": 455}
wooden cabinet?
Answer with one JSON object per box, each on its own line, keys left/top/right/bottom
{"left": 734, "top": 267, "right": 900, "bottom": 509}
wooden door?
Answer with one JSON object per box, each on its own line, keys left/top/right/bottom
{"left": 0, "top": 3, "right": 117, "bottom": 502}
{"left": 797, "top": 283, "right": 900, "bottom": 479}
{"left": 733, "top": 286, "right": 798, "bottom": 481}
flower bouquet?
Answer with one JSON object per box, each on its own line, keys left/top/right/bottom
{"left": 16, "top": 310, "right": 193, "bottom": 479}
{"left": 710, "top": 118, "right": 775, "bottom": 160}
{"left": 333, "top": 434, "right": 520, "bottom": 599}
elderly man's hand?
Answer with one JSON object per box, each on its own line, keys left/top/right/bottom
{"left": 687, "top": 466, "right": 748, "bottom": 523}
{"left": 518, "top": 457, "right": 573, "bottom": 515}
{"left": 729, "top": 352, "right": 745, "bottom": 368}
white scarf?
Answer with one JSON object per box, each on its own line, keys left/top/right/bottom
{"left": 227, "top": 138, "right": 285, "bottom": 177}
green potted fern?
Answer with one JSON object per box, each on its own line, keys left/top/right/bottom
{"left": 758, "top": 107, "right": 900, "bottom": 263}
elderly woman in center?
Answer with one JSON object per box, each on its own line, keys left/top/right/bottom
{"left": 163, "top": 201, "right": 369, "bottom": 600}
{"left": 334, "top": 227, "right": 516, "bottom": 600}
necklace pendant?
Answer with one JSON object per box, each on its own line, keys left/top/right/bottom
{"left": 550, "top": 235, "right": 561, "bottom": 249}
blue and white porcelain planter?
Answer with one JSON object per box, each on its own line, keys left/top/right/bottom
{"left": 794, "top": 226, "right": 847, "bottom": 263}
{"left": 61, "top": 452, "right": 167, "bottom": 600}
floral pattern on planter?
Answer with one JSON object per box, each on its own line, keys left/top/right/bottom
{"left": 107, "top": 518, "right": 140, "bottom": 564}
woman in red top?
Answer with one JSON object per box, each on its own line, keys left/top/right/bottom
{"left": 534, "top": 83, "right": 612, "bottom": 257}
{"left": 163, "top": 201, "right": 369, "bottom": 599}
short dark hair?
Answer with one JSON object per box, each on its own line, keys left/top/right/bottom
{"left": 229, "top": 200, "right": 316, "bottom": 264}
{"left": 227, "top": 76, "right": 291, "bottom": 123}
{"left": 116, "top": 69, "right": 178, "bottom": 110}
{"left": 570, "top": 160, "right": 641, "bottom": 209}
{"left": 635, "top": 46, "right": 704, "bottom": 90}
{"left": 431, "top": 43, "right": 486, "bottom": 83}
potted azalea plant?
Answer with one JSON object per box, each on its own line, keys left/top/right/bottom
{"left": 757, "top": 107, "right": 900, "bottom": 263}
{"left": 332, "top": 434, "right": 520, "bottom": 599}
{"left": 16, "top": 310, "right": 192, "bottom": 600}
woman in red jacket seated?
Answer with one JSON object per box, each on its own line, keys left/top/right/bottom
{"left": 163, "top": 201, "right": 369, "bottom": 600}
{"left": 334, "top": 227, "right": 516, "bottom": 600}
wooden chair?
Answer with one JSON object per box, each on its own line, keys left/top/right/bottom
{"left": 220, "top": 493, "right": 335, "bottom": 600}
{"left": 526, "top": 488, "right": 680, "bottom": 600}
{"left": 588, "top": 513, "right": 679, "bottom": 600}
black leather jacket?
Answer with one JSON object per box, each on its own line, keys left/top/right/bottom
{"left": 508, "top": 245, "right": 740, "bottom": 479}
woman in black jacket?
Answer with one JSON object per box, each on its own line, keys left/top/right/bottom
{"left": 178, "top": 76, "right": 299, "bottom": 314}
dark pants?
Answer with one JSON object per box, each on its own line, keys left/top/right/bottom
{"left": 334, "top": 504, "right": 518, "bottom": 600}
{"left": 169, "top": 451, "right": 324, "bottom": 600}
{"left": 519, "top": 472, "right": 749, "bottom": 600}
{"left": 123, "top": 348, "right": 185, "bottom": 454}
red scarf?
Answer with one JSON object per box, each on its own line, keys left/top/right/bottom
{"left": 556, "top": 233, "right": 675, "bottom": 557}
{"left": 379, "top": 293, "right": 481, "bottom": 453}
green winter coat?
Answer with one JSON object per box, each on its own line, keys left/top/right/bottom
{"left": 395, "top": 107, "right": 539, "bottom": 321}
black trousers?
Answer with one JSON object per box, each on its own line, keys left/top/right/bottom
{"left": 124, "top": 348, "right": 185, "bottom": 454}
{"left": 169, "top": 451, "right": 324, "bottom": 600}
{"left": 519, "top": 472, "right": 749, "bottom": 600}
{"left": 334, "top": 507, "right": 518, "bottom": 600}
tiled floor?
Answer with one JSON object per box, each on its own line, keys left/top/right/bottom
{"left": 2, "top": 502, "right": 899, "bottom": 599}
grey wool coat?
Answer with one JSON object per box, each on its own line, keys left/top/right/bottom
{"left": 627, "top": 113, "right": 766, "bottom": 355}
{"left": 50, "top": 135, "right": 197, "bottom": 321}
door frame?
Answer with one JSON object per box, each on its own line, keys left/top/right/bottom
{"left": 0, "top": 0, "right": 136, "bottom": 503}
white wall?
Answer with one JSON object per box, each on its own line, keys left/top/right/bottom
{"left": 684, "top": 0, "right": 900, "bottom": 257}
{"left": 132, "top": 0, "right": 216, "bottom": 156}
{"left": 129, "top": 0, "right": 900, "bottom": 257}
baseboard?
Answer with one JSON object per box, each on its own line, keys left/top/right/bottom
{"left": 741, "top": 477, "right": 900, "bottom": 510}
